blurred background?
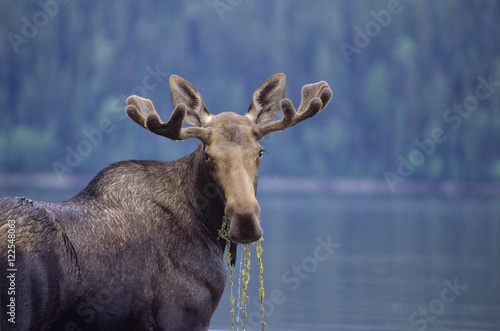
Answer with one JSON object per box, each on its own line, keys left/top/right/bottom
{"left": 1, "top": 1, "right": 499, "bottom": 330}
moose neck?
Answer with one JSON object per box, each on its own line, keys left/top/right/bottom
{"left": 183, "top": 143, "right": 226, "bottom": 243}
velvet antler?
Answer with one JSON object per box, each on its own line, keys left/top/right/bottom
{"left": 253, "top": 80, "right": 332, "bottom": 139}
{"left": 125, "top": 75, "right": 212, "bottom": 143}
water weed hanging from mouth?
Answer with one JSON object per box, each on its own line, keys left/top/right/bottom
{"left": 218, "top": 216, "right": 266, "bottom": 330}
{"left": 240, "top": 244, "right": 251, "bottom": 329}
{"left": 218, "top": 216, "right": 235, "bottom": 327}
{"left": 256, "top": 238, "right": 266, "bottom": 329}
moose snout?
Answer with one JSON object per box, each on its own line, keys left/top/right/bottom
{"left": 225, "top": 200, "right": 263, "bottom": 244}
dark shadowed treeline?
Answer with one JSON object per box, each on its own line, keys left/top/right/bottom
{"left": 0, "top": 1, "right": 499, "bottom": 184}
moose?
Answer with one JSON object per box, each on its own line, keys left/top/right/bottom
{"left": 0, "top": 73, "right": 331, "bottom": 330}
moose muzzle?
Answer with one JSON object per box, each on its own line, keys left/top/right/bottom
{"left": 224, "top": 198, "right": 262, "bottom": 244}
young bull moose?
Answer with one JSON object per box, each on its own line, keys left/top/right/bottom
{"left": 0, "top": 73, "right": 331, "bottom": 330}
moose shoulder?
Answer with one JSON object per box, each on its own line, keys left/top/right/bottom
{"left": 0, "top": 73, "right": 331, "bottom": 331}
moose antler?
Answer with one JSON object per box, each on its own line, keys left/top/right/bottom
{"left": 126, "top": 75, "right": 214, "bottom": 142}
{"left": 126, "top": 95, "right": 211, "bottom": 142}
{"left": 253, "top": 80, "right": 332, "bottom": 139}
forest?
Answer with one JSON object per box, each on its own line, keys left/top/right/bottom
{"left": 1, "top": 1, "right": 499, "bottom": 189}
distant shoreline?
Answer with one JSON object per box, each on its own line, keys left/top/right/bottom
{"left": 1, "top": 173, "right": 500, "bottom": 196}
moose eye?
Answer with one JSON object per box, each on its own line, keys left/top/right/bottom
{"left": 203, "top": 153, "right": 211, "bottom": 163}
{"left": 258, "top": 150, "right": 264, "bottom": 159}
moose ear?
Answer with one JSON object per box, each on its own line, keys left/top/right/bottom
{"left": 169, "top": 75, "right": 212, "bottom": 127}
{"left": 246, "top": 73, "right": 286, "bottom": 124}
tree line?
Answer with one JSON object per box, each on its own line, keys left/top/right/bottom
{"left": 1, "top": 0, "right": 499, "bottom": 184}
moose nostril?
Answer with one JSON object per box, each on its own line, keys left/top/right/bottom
{"left": 229, "top": 224, "right": 263, "bottom": 244}
{"left": 225, "top": 201, "right": 263, "bottom": 244}
{"left": 229, "top": 215, "right": 263, "bottom": 243}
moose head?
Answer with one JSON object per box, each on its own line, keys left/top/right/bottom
{"left": 125, "top": 73, "right": 332, "bottom": 244}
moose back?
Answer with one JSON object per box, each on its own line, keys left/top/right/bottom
{"left": 0, "top": 73, "right": 331, "bottom": 330}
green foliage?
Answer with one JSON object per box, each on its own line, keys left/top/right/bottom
{"left": 0, "top": 134, "right": 7, "bottom": 166}
{"left": 218, "top": 217, "right": 266, "bottom": 330}
{"left": 217, "top": 217, "right": 235, "bottom": 328}
{"left": 240, "top": 244, "right": 251, "bottom": 329}
{"left": 4, "top": 126, "right": 58, "bottom": 171}
{"left": 256, "top": 238, "right": 266, "bottom": 330}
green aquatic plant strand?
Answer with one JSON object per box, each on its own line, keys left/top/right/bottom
{"left": 218, "top": 216, "right": 266, "bottom": 330}
{"left": 218, "top": 216, "right": 235, "bottom": 330}
{"left": 240, "top": 244, "right": 251, "bottom": 329}
{"left": 256, "top": 238, "right": 266, "bottom": 330}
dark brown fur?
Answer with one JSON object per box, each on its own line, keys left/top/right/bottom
{"left": 1, "top": 148, "right": 229, "bottom": 330}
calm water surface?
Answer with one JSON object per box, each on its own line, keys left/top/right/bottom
{"left": 211, "top": 193, "right": 500, "bottom": 330}
{"left": 2, "top": 188, "right": 499, "bottom": 330}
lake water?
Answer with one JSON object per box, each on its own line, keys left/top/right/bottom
{"left": 2, "top": 188, "right": 499, "bottom": 330}
{"left": 210, "top": 193, "right": 500, "bottom": 331}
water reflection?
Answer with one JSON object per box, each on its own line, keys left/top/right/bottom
{"left": 1, "top": 188, "right": 499, "bottom": 330}
{"left": 212, "top": 193, "right": 500, "bottom": 330}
